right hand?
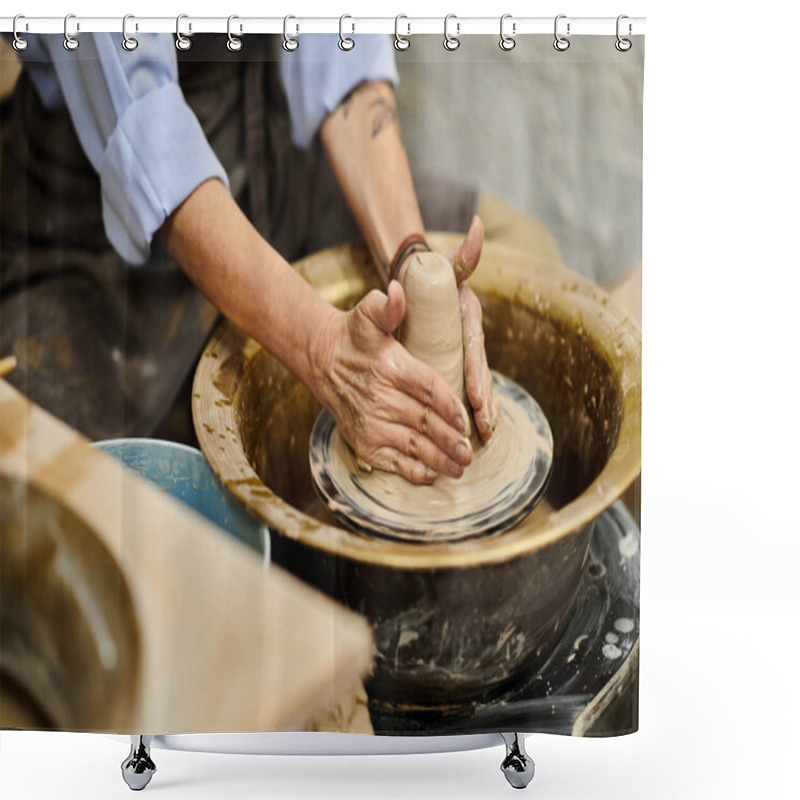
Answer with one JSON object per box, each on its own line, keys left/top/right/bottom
{"left": 310, "top": 281, "right": 474, "bottom": 485}
{"left": 447, "top": 216, "right": 500, "bottom": 443}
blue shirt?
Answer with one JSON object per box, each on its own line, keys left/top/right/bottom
{"left": 11, "top": 33, "right": 398, "bottom": 265}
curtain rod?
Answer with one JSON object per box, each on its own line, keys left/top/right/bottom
{"left": 1, "top": 16, "right": 646, "bottom": 37}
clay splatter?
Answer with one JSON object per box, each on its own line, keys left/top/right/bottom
{"left": 602, "top": 643, "right": 622, "bottom": 660}
{"left": 614, "top": 617, "right": 635, "bottom": 634}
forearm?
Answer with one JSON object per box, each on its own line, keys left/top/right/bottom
{"left": 320, "top": 81, "right": 425, "bottom": 284}
{"left": 158, "top": 179, "right": 335, "bottom": 392}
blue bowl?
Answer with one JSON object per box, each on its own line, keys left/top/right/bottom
{"left": 92, "top": 438, "right": 270, "bottom": 565}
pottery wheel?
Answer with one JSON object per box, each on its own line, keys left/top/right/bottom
{"left": 309, "top": 250, "right": 554, "bottom": 543}
{"left": 309, "top": 370, "right": 553, "bottom": 543}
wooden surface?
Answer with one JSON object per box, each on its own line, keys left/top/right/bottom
{"left": 0, "top": 380, "right": 373, "bottom": 734}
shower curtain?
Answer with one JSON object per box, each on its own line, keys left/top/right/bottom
{"left": 0, "top": 25, "right": 643, "bottom": 741}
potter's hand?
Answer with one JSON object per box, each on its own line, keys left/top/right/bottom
{"left": 446, "top": 215, "right": 499, "bottom": 442}
{"left": 311, "top": 282, "right": 473, "bottom": 485}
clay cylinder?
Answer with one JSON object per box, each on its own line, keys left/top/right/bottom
{"left": 399, "top": 252, "right": 466, "bottom": 406}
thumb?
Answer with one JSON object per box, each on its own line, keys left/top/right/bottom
{"left": 359, "top": 280, "right": 406, "bottom": 336}
{"left": 447, "top": 214, "right": 485, "bottom": 284}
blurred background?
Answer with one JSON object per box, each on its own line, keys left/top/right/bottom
{"left": 2, "top": 34, "right": 643, "bottom": 292}
{"left": 395, "top": 35, "right": 643, "bottom": 290}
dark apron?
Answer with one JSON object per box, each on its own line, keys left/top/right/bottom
{"left": 0, "top": 36, "right": 476, "bottom": 440}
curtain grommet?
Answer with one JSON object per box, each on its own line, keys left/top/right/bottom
{"left": 283, "top": 15, "right": 299, "bottom": 51}
{"left": 63, "top": 13, "right": 79, "bottom": 51}
{"left": 615, "top": 15, "right": 632, "bottom": 51}
{"left": 443, "top": 14, "right": 460, "bottom": 51}
{"left": 175, "top": 14, "right": 192, "bottom": 51}
{"left": 554, "top": 14, "right": 570, "bottom": 51}
{"left": 394, "top": 14, "right": 410, "bottom": 51}
{"left": 12, "top": 14, "right": 28, "bottom": 52}
{"left": 122, "top": 14, "right": 139, "bottom": 51}
{"left": 227, "top": 15, "right": 243, "bottom": 52}
{"left": 339, "top": 15, "right": 355, "bottom": 51}
{"left": 499, "top": 14, "right": 516, "bottom": 51}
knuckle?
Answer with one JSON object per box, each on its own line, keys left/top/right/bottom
{"left": 419, "top": 435, "right": 449, "bottom": 470}
{"left": 432, "top": 451, "right": 451, "bottom": 475}
{"left": 371, "top": 446, "right": 398, "bottom": 475}
{"left": 353, "top": 442, "right": 373, "bottom": 464}
{"left": 361, "top": 288, "right": 382, "bottom": 308}
{"left": 418, "top": 373, "right": 436, "bottom": 405}
{"left": 466, "top": 372, "right": 483, "bottom": 402}
{"left": 419, "top": 404, "right": 429, "bottom": 434}
{"left": 355, "top": 428, "right": 383, "bottom": 457}
{"left": 402, "top": 465, "right": 419, "bottom": 484}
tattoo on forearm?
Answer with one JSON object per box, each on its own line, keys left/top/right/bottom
{"left": 369, "top": 98, "right": 399, "bottom": 139}
{"left": 333, "top": 83, "right": 398, "bottom": 137}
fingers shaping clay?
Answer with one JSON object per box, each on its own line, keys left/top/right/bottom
{"left": 309, "top": 251, "right": 553, "bottom": 543}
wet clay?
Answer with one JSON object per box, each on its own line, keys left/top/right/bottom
{"left": 312, "top": 251, "right": 553, "bottom": 542}
{"left": 399, "top": 252, "right": 467, "bottom": 409}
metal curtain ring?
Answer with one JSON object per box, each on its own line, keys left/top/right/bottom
{"left": 339, "top": 15, "right": 355, "bottom": 51}
{"left": 499, "top": 14, "right": 516, "bottom": 51}
{"left": 443, "top": 14, "right": 460, "bottom": 51}
{"left": 615, "top": 14, "right": 632, "bottom": 51}
{"left": 63, "top": 13, "right": 79, "bottom": 51}
{"left": 175, "top": 14, "right": 192, "bottom": 51}
{"left": 394, "top": 15, "right": 410, "bottom": 51}
{"left": 227, "top": 15, "right": 242, "bottom": 51}
{"left": 283, "top": 15, "right": 299, "bottom": 51}
{"left": 553, "top": 14, "right": 570, "bottom": 51}
{"left": 12, "top": 15, "right": 28, "bottom": 51}
{"left": 122, "top": 14, "right": 138, "bottom": 51}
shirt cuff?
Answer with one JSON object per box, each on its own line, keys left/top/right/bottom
{"left": 99, "top": 82, "right": 229, "bottom": 265}
{"left": 281, "top": 34, "right": 400, "bottom": 149}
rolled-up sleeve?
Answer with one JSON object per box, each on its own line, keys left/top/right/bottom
{"left": 18, "top": 33, "right": 229, "bottom": 265}
{"left": 280, "top": 34, "right": 399, "bottom": 149}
